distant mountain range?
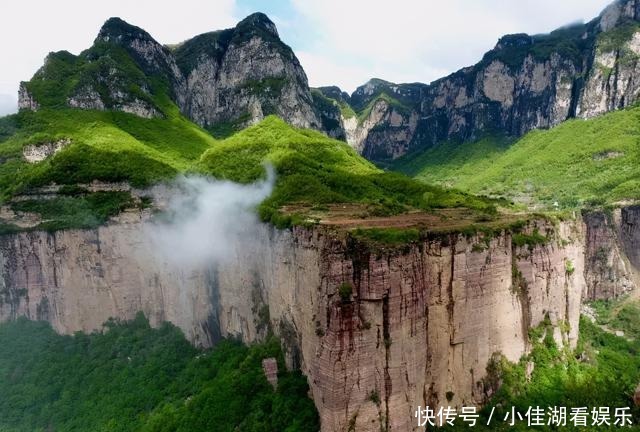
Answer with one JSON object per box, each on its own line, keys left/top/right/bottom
{"left": 17, "top": 0, "right": 640, "bottom": 164}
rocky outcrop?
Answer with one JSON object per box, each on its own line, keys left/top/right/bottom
{"left": 599, "top": 0, "right": 640, "bottom": 32}
{"left": 0, "top": 209, "right": 637, "bottom": 431}
{"left": 22, "top": 138, "right": 71, "bottom": 163}
{"left": 326, "top": 41, "right": 585, "bottom": 161}
{"left": 64, "top": 17, "right": 184, "bottom": 118}
{"left": 97, "top": 17, "right": 187, "bottom": 103}
{"left": 619, "top": 205, "right": 640, "bottom": 268}
{"left": 311, "top": 89, "right": 347, "bottom": 140}
{"left": 577, "top": 31, "right": 640, "bottom": 118}
{"left": 262, "top": 358, "right": 279, "bottom": 389}
{"left": 17, "top": 83, "right": 39, "bottom": 111}
{"left": 359, "top": 99, "right": 420, "bottom": 160}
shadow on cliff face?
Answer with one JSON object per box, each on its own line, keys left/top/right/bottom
{"left": 143, "top": 166, "right": 275, "bottom": 267}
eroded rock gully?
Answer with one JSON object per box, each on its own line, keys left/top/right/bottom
{"left": 0, "top": 208, "right": 638, "bottom": 431}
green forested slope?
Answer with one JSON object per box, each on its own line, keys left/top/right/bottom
{"left": 0, "top": 109, "right": 497, "bottom": 231}
{"left": 0, "top": 316, "right": 318, "bottom": 432}
{"left": 395, "top": 107, "right": 640, "bottom": 209}
{"left": 198, "top": 116, "right": 496, "bottom": 225}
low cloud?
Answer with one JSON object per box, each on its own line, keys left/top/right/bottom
{"left": 144, "top": 166, "right": 275, "bottom": 268}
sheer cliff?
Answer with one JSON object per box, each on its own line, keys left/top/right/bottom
{"left": 1, "top": 208, "right": 637, "bottom": 431}
{"left": 5, "top": 2, "right": 640, "bottom": 430}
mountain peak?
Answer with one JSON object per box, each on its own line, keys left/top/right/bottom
{"left": 97, "top": 17, "right": 154, "bottom": 43}
{"left": 235, "top": 12, "right": 279, "bottom": 38}
{"left": 493, "top": 33, "right": 533, "bottom": 51}
{"left": 353, "top": 78, "right": 395, "bottom": 97}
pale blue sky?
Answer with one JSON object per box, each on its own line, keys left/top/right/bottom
{"left": 0, "top": 0, "right": 614, "bottom": 116}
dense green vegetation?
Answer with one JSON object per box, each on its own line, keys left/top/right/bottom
{"left": 0, "top": 107, "right": 216, "bottom": 201}
{"left": 0, "top": 315, "right": 318, "bottom": 432}
{"left": 24, "top": 41, "right": 158, "bottom": 112}
{"left": 448, "top": 303, "right": 640, "bottom": 431}
{"left": 337, "top": 100, "right": 356, "bottom": 119}
{"left": 198, "top": 116, "right": 497, "bottom": 226}
{"left": 597, "top": 21, "right": 640, "bottom": 53}
{"left": 394, "top": 106, "right": 640, "bottom": 209}
{"left": 313, "top": 87, "right": 356, "bottom": 119}
{"left": 591, "top": 299, "right": 640, "bottom": 340}
{"left": 511, "top": 229, "right": 550, "bottom": 248}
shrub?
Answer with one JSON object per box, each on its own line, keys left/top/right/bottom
{"left": 565, "top": 259, "right": 575, "bottom": 275}
{"left": 368, "top": 390, "right": 381, "bottom": 405}
{"left": 338, "top": 282, "right": 353, "bottom": 302}
{"left": 511, "top": 229, "right": 549, "bottom": 248}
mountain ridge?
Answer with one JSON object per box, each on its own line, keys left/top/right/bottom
{"left": 18, "top": 12, "right": 321, "bottom": 133}
{"left": 315, "top": 0, "right": 640, "bottom": 161}
{"left": 16, "top": 0, "right": 640, "bottom": 163}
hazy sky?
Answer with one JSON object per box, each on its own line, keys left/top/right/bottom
{"left": 0, "top": 0, "right": 613, "bottom": 115}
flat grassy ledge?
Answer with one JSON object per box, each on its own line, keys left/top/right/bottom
{"left": 343, "top": 216, "right": 558, "bottom": 250}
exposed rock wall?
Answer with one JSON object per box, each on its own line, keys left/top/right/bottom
{"left": 294, "top": 221, "right": 586, "bottom": 432}
{"left": 17, "top": 83, "right": 39, "bottom": 111}
{"left": 583, "top": 210, "right": 637, "bottom": 299}
{"left": 577, "top": 31, "right": 640, "bottom": 118}
{"left": 619, "top": 206, "right": 640, "bottom": 268}
{"left": 1, "top": 210, "right": 636, "bottom": 431}
{"left": 0, "top": 218, "right": 217, "bottom": 346}
{"left": 22, "top": 139, "right": 71, "bottom": 163}
{"left": 176, "top": 14, "right": 321, "bottom": 130}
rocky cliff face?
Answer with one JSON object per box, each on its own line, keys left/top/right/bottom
{"left": 1, "top": 209, "right": 637, "bottom": 431}
{"left": 583, "top": 209, "right": 639, "bottom": 299}
{"left": 175, "top": 13, "right": 321, "bottom": 130}
{"left": 315, "top": 0, "right": 640, "bottom": 162}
